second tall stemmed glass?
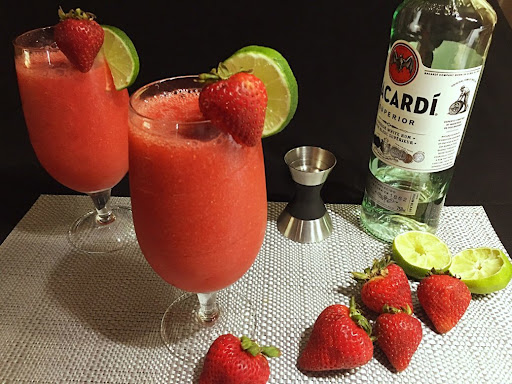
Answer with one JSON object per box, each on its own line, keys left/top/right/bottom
{"left": 128, "top": 76, "right": 267, "bottom": 352}
{"left": 14, "top": 26, "right": 134, "bottom": 253}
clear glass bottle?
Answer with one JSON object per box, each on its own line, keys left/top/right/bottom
{"left": 360, "top": 0, "right": 497, "bottom": 242}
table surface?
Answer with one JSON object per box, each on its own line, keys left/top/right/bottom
{"left": 1, "top": 195, "right": 511, "bottom": 383}
{"left": 1, "top": 194, "right": 511, "bottom": 254}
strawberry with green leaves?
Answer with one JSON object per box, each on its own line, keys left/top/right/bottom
{"left": 54, "top": 7, "right": 104, "bottom": 73}
{"left": 417, "top": 271, "right": 472, "bottom": 334}
{"left": 298, "top": 297, "right": 374, "bottom": 371}
{"left": 375, "top": 304, "right": 422, "bottom": 372}
{"left": 352, "top": 256, "right": 413, "bottom": 314}
{"left": 199, "top": 334, "right": 280, "bottom": 384}
{"left": 198, "top": 64, "right": 268, "bottom": 147}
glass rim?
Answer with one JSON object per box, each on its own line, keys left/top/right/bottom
{"left": 12, "top": 26, "right": 56, "bottom": 50}
{"left": 129, "top": 75, "right": 211, "bottom": 125}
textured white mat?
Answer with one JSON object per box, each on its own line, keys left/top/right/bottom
{"left": 0, "top": 195, "right": 511, "bottom": 383}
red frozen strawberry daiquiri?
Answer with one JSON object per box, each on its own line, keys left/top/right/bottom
{"left": 14, "top": 7, "right": 139, "bottom": 252}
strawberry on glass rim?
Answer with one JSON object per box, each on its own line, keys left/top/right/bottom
{"left": 197, "top": 45, "right": 298, "bottom": 146}
{"left": 198, "top": 65, "right": 268, "bottom": 147}
{"left": 54, "top": 7, "right": 140, "bottom": 90}
{"left": 54, "top": 7, "right": 104, "bottom": 73}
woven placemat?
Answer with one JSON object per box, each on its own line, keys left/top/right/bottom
{"left": 0, "top": 195, "right": 511, "bottom": 383}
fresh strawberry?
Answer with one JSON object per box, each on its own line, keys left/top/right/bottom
{"left": 199, "top": 334, "right": 280, "bottom": 384}
{"left": 198, "top": 65, "right": 268, "bottom": 147}
{"left": 298, "top": 297, "right": 374, "bottom": 371}
{"left": 417, "top": 272, "right": 471, "bottom": 334}
{"left": 54, "top": 7, "right": 104, "bottom": 73}
{"left": 375, "top": 304, "right": 422, "bottom": 372}
{"left": 352, "top": 256, "right": 413, "bottom": 314}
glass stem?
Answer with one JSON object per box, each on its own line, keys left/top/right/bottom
{"left": 88, "top": 188, "right": 115, "bottom": 225}
{"left": 197, "top": 292, "right": 220, "bottom": 323}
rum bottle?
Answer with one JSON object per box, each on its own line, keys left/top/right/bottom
{"left": 360, "top": 0, "right": 497, "bottom": 242}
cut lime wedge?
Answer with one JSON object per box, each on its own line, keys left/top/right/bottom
{"left": 222, "top": 45, "right": 298, "bottom": 138}
{"left": 392, "top": 231, "right": 452, "bottom": 280}
{"left": 449, "top": 248, "right": 512, "bottom": 294}
{"left": 101, "top": 25, "right": 139, "bottom": 90}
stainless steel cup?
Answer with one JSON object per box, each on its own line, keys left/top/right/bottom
{"left": 277, "top": 146, "right": 337, "bottom": 243}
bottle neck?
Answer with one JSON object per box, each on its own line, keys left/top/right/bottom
{"left": 393, "top": 0, "right": 497, "bottom": 69}
{"left": 400, "top": 0, "right": 496, "bottom": 18}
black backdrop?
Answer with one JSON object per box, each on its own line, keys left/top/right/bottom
{"left": 2, "top": 0, "right": 511, "bottom": 240}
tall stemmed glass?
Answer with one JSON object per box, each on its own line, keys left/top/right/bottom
{"left": 14, "top": 27, "right": 134, "bottom": 253}
{"left": 128, "top": 76, "right": 267, "bottom": 351}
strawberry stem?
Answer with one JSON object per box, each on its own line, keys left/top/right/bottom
{"left": 197, "top": 72, "right": 221, "bottom": 82}
{"left": 239, "top": 335, "right": 281, "bottom": 358}
{"left": 58, "top": 7, "right": 96, "bottom": 21}
{"left": 261, "top": 346, "right": 281, "bottom": 358}
{"left": 197, "top": 62, "right": 232, "bottom": 83}
{"left": 197, "top": 61, "right": 252, "bottom": 83}
{"left": 382, "top": 304, "right": 413, "bottom": 315}
{"left": 426, "top": 268, "right": 455, "bottom": 277}
{"left": 351, "top": 255, "right": 394, "bottom": 282}
{"left": 349, "top": 297, "right": 374, "bottom": 340}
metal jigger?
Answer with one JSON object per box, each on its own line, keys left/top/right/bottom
{"left": 277, "top": 146, "right": 337, "bottom": 243}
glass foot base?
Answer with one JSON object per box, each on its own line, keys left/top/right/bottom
{"left": 161, "top": 290, "right": 256, "bottom": 358}
{"left": 68, "top": 206, "right": 135, "bottom": 254}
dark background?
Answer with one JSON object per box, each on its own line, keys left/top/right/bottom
{"left": 1, "top": 0, "right": 511, "bottom": 248}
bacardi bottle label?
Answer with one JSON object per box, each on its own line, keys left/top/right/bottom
{"left": 366, "top": 171, "right": 420, "bottom": 215}
{"left": 372, "top": 40, "right": 482, "bottom": 173}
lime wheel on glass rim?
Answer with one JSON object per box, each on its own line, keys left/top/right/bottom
{"left": 101, "top": 25, "right": 140, "bottom": 90}
{"left": 220, "top": 45, "right": 298, "bottom": 138}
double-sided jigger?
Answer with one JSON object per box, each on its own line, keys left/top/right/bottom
{"left": 277, "top": 146, "right": 337, "bottom": 243}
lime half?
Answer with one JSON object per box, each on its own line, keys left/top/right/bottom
{"left": 222, "top": 45, "right": 298, "bottom": 137}
{"left": 449, "top": 248, "right": 512, "bottom": 294}
{"left": 101, "top": 25, "right": 140, "bottom": 90}
{"left": 392, "top": 231, "right": 452, "bottom": 280}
